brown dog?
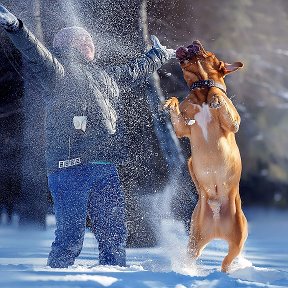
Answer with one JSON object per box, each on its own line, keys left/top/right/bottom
{"left": 164, "top": 40, "right": 248, "bottom": 272}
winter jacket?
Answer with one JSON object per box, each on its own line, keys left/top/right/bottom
{"left": 6, "top": 20, "right": 169, "bottom": 174}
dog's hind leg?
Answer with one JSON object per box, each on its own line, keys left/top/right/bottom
{"left": 187, "top": 201, "right": 212, "bottom": 260}
{"left": 221, "top": 209, "right": 248, "bottom": 272}
{"left": 187, "top": 158, "right": 201, "bottom": 194}
{"left": 221, "top": 242, "right": 242, "bottom": 273}
{"left": 188, "top": 226, "right": 211, "bottom": 260}
{"left": 187, "top": 158, "right": 211, "bottom": 259}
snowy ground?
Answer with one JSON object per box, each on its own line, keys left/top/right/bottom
{"left": 0, "top": 208, "right": 287, "bottom": 288}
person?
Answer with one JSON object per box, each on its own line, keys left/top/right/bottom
{"left": 0, "top": 4, "right": 175, "bottom": 267}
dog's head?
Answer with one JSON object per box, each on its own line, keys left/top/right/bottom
{"left": 176, "top": 40, "right": 243, "bottom": 85}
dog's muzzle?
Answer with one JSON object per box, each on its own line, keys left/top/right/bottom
{"left": 176, "top": 41, "right": 206, "bottom": 62}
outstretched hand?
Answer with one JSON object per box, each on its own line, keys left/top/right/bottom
{"left": 151, "top": 35, "right": 176, "bottom": 59}
{"left": 0, "top": 4, "right": 19, "bottom": 31}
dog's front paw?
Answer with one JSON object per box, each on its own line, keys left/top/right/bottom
{"left": 209, "top": 94, "right": 224, "bottom": 109}
{"left": 163, "top": 97, "right": 180, "bottom": 112}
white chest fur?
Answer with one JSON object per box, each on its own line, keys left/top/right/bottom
{"left": 194, "top": 104, "right": 212, "bottom": 141}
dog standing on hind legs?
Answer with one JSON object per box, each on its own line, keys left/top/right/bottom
{"left": 164, "top": 40, "right": 248, "bottom": 272}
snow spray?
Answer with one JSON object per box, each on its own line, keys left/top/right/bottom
{"left": 151, "top": 177, "right": 204, "bottom": 276}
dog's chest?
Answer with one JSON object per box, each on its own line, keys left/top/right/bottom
{"left": 186, "top": 103, "right": 212, "bottom": 141}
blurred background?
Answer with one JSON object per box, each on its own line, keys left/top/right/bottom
{"left": 0, "top": 0, "right": 287, "bottom": 246}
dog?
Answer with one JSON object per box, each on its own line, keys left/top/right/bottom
{"left": 164, "top": 40, "right": 248, "bottom": 272}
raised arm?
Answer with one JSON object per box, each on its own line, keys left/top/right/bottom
{"left": 107, "top": 35, "right": 175, "bottom": 85}
{"left": 0, "top": 4, "right": 64, "bottom": 87}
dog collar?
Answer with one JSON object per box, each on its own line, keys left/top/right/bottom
{"left": 189, "top": 79, "right": 227, "bottom": 94}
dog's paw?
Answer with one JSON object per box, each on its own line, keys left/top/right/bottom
{"left": 209, "top": 94, "right": 224, "bottom": 109}
{"left": 163, "top": 97, "right": 180, "bottom": 112}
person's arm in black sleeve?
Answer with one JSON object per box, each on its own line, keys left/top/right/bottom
{"left": 107, "top": 35, "right": 175, "bottom": 85}
{"left": 0, "top": 4, "right": 64, "bottom": 87}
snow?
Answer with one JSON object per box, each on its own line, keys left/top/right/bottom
{"left": 187, "top": 119, "right": 196, "bottom": 126}
{"left": 0, "top": 208, "right": 288, "bottom": 288}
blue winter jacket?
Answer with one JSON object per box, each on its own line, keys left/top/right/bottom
{"left": 6, "top": 21, "right": 169, "bottom": 174}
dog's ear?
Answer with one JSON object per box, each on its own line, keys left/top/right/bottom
{"left": 219, "top": 61, "right": 244, "bottom": 76}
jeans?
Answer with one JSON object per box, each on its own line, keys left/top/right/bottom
{"left": 47, "top": 163, "right": 127, "bottom": 268}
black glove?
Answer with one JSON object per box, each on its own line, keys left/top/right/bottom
{"left": 0, "top": 4, "right": 19, "bottom": 31}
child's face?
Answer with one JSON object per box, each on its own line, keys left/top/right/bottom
{"left": 71, "top": 33, "right": 95, "bottom": 62}
{"left": 53, "top": 27, "right": 95, "bottom": 62}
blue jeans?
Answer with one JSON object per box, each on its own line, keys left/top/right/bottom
{"left": 47, "top": 163, "right": 127, "bottom": 268}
